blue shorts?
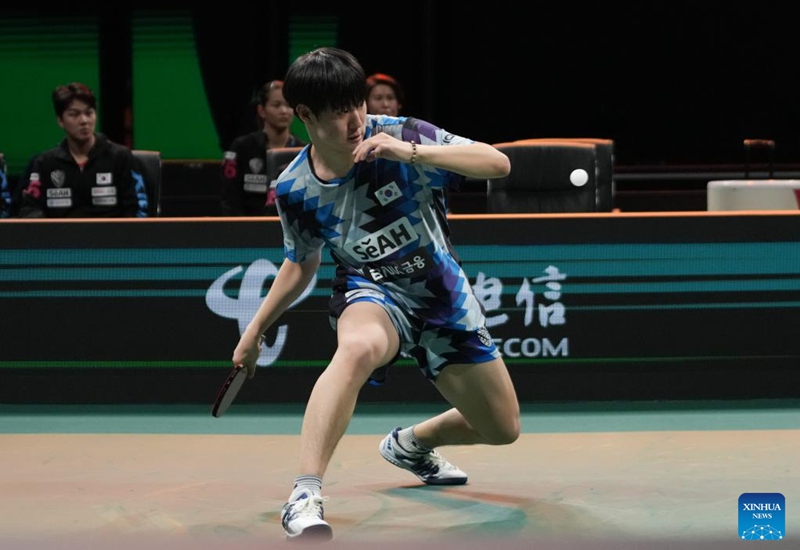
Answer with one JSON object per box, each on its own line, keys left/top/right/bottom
{"left": 329, "top": 286, "right": 500, "bottom": 382}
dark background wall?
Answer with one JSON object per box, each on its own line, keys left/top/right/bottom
{"left": 335, "top": 1, "right": 800, "bottom": 166}
{"left": 195, "top": 0, "right": 800, "bottom": 166}
{"left": 2, "top": 1, "right": 799, "bottom": 170}
{"left": 353, "top": 1, "right": 800, "bottom": 164}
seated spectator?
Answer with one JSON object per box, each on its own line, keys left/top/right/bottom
{"left": 18, "top": 82, "right": 148, "bottom": 218}
{"left": 366, "top": 72, "right": 404, "bottom": 117}
{"left": 221, "top": 80, "right": 306, "bottom": 216}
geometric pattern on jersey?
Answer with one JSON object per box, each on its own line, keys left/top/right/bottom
{"left": 328, "top": 283, "right": 500, "bottom": 378}
{"left": 276, "top": 114, "right": 489, "bottom": 332}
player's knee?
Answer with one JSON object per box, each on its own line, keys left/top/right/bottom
{"left": 484, "top": 418, "right": 520, "bottom": 446}
{"left": 337, "top": 336, "right": 386, "bottom": 370}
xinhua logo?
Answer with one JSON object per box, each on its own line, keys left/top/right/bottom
{"left": 739, "top": 493, "right": 785, "bottom": 541}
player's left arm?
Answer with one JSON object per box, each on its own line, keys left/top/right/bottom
{"left": 354, "top": 129, "right": 510, "bottom": 180}
{"left": 407, "top": 140, "right": 510, "bottom": 179}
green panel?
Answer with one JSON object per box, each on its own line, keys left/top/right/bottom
{"left": 287, "top": 15, "right": 339, "bottom": 143}
{"left": 132, "top": 10, "right": 220, "bottom": 159}
{"left": 288, "top": 15, "right": 338, "bottom": 61}
{"left": 0, "top": 16, "right": 99, "bottom": 175}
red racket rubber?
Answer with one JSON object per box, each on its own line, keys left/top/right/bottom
{"left": 211, "top": 365, "right": 247, "bottom": 418}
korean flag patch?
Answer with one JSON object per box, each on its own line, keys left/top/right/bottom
{"left": 375, "top": 181, "right": 402, "bottom": 206}
{"left": 97, "top": 173, "right": 112, "bottom": 185}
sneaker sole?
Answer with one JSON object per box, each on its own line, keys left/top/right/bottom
{"left": 379, "top": 437, "right": 468, "bottom": 486}
{"left": 285, "top": 523, "right": 333, "bottom": 542}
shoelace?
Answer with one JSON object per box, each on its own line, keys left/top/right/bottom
{"left": 288, "top": 494, "right": 329, "bottom": 518}
{"left": 406, "top": 450, "right": 448, "bottom": 476}
{"left": 390, "top": 434, "right": 461, "bottom": 478}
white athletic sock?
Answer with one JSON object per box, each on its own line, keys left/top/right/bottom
{"left": 397, "top": 425, "right": 431, "bottom": 454}
{"left": 290, "top": 474, "right": 322, "bottom": 500}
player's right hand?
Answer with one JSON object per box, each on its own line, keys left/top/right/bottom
{"left": 232, "top": 332, "right": 264, "bottom": 379}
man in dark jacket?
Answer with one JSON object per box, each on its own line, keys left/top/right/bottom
{"left": 18, "top": 82, "right": 147, "bottom": 218}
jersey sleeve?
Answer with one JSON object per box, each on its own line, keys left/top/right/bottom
{"left": 275, "top": 205, "right": 325, "bottom": 263}
{"left": 400, "top": 116, "right": 474, "bottom": 148}
{"left": 276, "top": 196, "right": 325, "bottom": 263}
{"left": 400, "top": 116, "right": 471, "bottom": 191}
{"left": 273, "top": 154, "right": 325, "bottom": 264}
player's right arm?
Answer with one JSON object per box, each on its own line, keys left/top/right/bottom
{"left": 232, "top": 251, "right": 321, "bottom": 376}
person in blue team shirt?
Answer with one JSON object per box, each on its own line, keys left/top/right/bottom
{"left": 232, "top": 47, "right": 520, "bottom": 542}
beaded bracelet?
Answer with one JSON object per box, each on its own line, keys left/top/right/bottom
{"left": 410, "top": 141, "right": 418, "bottom": 165}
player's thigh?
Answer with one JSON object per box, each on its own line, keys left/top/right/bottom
{"left": 334, "top": 300, "right": 400, "bottom": 369}
{"left": 434, "top": 358, "right": 520, "bottom": 442}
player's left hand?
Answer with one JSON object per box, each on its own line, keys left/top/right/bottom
{"left": 353, "top": 133, "right": 415, "bottom": 164}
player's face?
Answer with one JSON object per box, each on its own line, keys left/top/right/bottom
{"left": 58, "top": 100, "right": 96, "bottom": 144}
{"left": 310, "top": 101, "right": 367, "bottom": 153}
{"left": 367, "top": 83, "right": 400, "bottom": 116}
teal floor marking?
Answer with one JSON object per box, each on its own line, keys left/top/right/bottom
{"left": 1, "top": 400, "right": 799, "bottom": 435}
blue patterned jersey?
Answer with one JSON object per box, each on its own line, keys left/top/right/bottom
{"left": 275, "top": 114, "right": 486, "bottom": 330}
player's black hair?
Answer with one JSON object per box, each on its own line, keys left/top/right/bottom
{"left": 283, "top": 47, "right": 367, "bottom": 117}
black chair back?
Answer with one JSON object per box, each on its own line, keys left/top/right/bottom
{"left": 516, "top": 138, "right": 615, "bottom": 212}
{"left": 488, "top": 141, "right": 599, "bottom": 213}
{"left": 132, "top": 150, "right": 162, "bottom": 217}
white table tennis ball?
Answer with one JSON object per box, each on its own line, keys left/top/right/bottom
{"left": 570, "top": 169, "right": 589, "bottom": 187}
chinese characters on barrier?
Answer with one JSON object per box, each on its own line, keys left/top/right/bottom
{"left": 473, "top": 265, "right": 569, "bottom": 358}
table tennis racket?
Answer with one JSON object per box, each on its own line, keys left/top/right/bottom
{"left": 212, "top": 334, "right": 266, "bottom": 418}
{"left": 211, "top": 364, "right": 248, "bottom": 418}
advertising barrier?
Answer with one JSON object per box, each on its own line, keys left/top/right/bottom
{"left": 1, "top": 213, "right": 799, "bottom": 403}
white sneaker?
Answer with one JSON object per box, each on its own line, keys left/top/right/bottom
{"left": 280, "top": 489, "right": 333, "bottom": 541}
{"left": 379, "top": 427, "right": 468, "bottom": 485}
